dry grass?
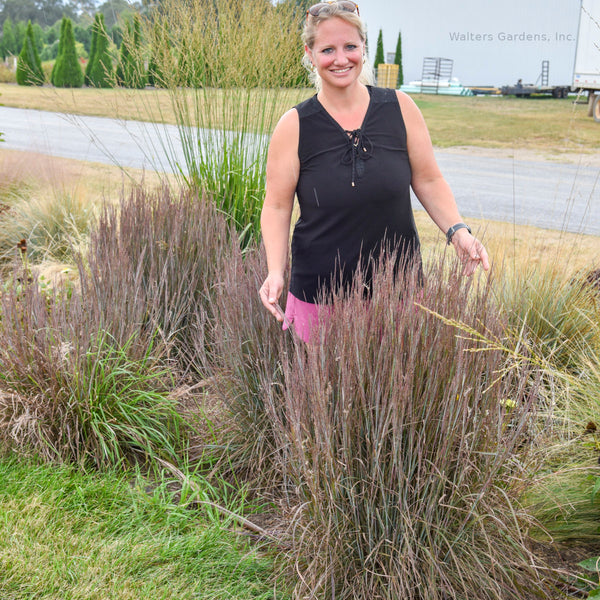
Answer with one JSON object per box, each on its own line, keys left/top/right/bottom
{"left": 415, "top": 211, "right": 600, "bottom": 277}
{"left": 0, "top": 82, "right": 311, "bottom": 131}
{"left": 0, "top": 148, "right": 169, "bottom": 201}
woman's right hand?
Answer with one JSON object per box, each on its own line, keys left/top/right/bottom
{"left": 259, "top": 273, "right": 285, "bottom": 321}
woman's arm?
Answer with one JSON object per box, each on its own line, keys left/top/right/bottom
{"left": 259, "top": 108, "right": 300, "bottom": 320}
{"left": 396, "top": 91, "right": 489, "bottom": 275}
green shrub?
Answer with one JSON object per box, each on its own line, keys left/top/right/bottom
{"left": 16, "top": 21, "right": 44, "bottom": 86}
{"left": 374, "top": 28, "right": 384, "bottom": 69}
{"left": 1, "top": 17, "right": 18, "bottom": 59}
{"left": 394, "top": 30, "right": 403, "bottom": 86}
{"left": 116, "top": 14, "right": 146, "bottom": 89}
{"left": 51, "top": 18, "right": 84, "bottom": 88}
{"left": 85, "top": 13, "right": 100, "bottom": 86}
{"left": 86, "top": 13, "right": 114, "bottom": 88}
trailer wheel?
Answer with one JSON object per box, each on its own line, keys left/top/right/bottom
{"left": 594, "top": 94, "right": 600, "bottom": 123}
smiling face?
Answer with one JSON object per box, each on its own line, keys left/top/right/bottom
{"left": 305, "top": 17, "right": 365, "bottom": 91}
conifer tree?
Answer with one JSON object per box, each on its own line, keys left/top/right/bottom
{"left": 116, "top": 15, "right": 146, "bottom": 89}
{"left": 394, "top": 31, "right": 404, "bottom": 87}
{"left": 87, "top": 14, "right": 114, "bottom": 88}
{"left": 52, "top": 19, "right": 84, "bottom": 88}
{"left": 85, "top": 14, "right": 101, "bottom": 86}
{"left": 374, "top": 29, "right": 384, "bottom": 70}
{"left": 1, "top": 18, "right": 17, "bottom": 59}
{"left": 16, "top": 21, "right": 44, "bottom": 86}
{"left": 51, "top": 18, "right": 67, "bottom": 86}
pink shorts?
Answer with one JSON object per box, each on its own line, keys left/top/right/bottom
{"left": 282, "top": 292, "right": 331, "bottom": 343}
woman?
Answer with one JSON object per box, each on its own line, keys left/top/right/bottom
{"left": 259, "top": 0, "right": 489, "bottom": 342}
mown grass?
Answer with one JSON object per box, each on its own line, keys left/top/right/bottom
{"left": 1, "top": 82, "right": 598, "bottom": 153}
{"left": 0, "top": 82, "right": 311, "bottom": 133}
{"left": 0, "top": 458, "right": 281, "bottom": 600}
{"left": 411, "top": 93, "right": 600, "bottom": 153}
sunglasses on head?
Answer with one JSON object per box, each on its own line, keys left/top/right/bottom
{"left": 307, "top": 0, "right": 360, "bottom": 17}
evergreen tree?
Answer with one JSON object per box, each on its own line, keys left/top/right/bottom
{"left": 32, "top": 22, "right": 44, "bottom": 54}
{"left": 374, "top": 29, "right": 384, "bottom": 70}
{"left": 15, "top": 21, "right": 27, "bottom": 53}
{"left": 116, "top": 15, "right": 146, "bottom": 89}
{"left": 85, "top": 13, "right": 100, "bottom": 86}
{"left": 16, "top": 21, "right": 44, "bottom": 86}
{"left": 1, "top": 18, "right": 18, "bottom": 59}
{"left": 87, "top": 13, "right": 114, "bottom": 87}
{"left": 394, "top": 30, "right": 404, "bottom": 87}
{"left": 52, "top": 18, "right": 83, "bottom": 88}
{"left": 50, "top": 17, "right": 67, "bottom": 86}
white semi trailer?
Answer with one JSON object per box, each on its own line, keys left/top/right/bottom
{"left": 573, "top": 0, "right": 600, "bottom": 121}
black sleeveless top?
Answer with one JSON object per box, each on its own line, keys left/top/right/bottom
{"left": 290, "top": 86, "right": 421, "bottom": 304}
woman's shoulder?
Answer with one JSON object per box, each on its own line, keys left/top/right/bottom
{"left": 294, "top": 93, "right": 321, "bottom": 118}
{"left": 270, "top": 108, "right": 300, "bottom": 151}
{"left": 394, "top": 90, "right": 422, "bottom": 116}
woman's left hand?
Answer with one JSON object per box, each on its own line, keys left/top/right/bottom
{"left": 451, "top": 229, "right": 490, "bottom": 276}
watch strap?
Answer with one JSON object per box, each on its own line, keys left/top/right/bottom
{"left": 446, "top": 222, "right": 472, "bottom": 245}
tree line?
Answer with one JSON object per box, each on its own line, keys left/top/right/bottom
{"left": 10, "top": 0, "right": 308, "bottom": 89}
{"left": 14, "top": 12, "right": 148, "bottom": 88}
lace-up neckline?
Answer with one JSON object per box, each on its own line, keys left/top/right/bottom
{"left": 342, "top": 128, "right": 373, "bottom": 187}
{"left": 313, "top": 88, "right": 374, "bottom": 188}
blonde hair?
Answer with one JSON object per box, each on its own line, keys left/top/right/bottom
{"left": 302, "top": 6, "right": 374, "bottom": 91}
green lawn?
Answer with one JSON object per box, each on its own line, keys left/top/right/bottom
{"left": 0, "top": 459, "right": 281, "bottom": 600}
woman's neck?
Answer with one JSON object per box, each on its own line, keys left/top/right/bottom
{"left": 317, "top": 82, "right": 370, "bottom": 130}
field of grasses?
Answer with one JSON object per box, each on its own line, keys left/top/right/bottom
{"left": 1, "top": 140, "right": 599, "bottom": 598}
{"left": 1, "top": 0, "right": 600, "bottom": 596}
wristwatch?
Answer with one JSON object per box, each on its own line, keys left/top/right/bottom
{"left": 446, "top": 222, "right": 472, "bottom": 245}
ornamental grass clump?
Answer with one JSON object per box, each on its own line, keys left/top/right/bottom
{"left": 0, "top": 188, "right": 92, "bottom": 268}
{"left": 200, "top": 243, "right": 295, "bottom": 483}
{"left": 83, "top": 185, "right": 236, "bottom": 373}
{"left": 141, "top": 0, "right": 309, "bottom": 248}
{"left": 496, "top": 263, "right": 599, "bottom": 375}
{"left": 0, "top": 263, "right": 181, "bottom": 467}
{"left": 268, "top": 256, "right": 554, "bottom": 599}
{"left": 0, "top": 186, "right": 237, "bottom": 466}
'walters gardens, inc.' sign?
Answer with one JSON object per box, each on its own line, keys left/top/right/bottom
{"left": 361, "top": 0, "right": 580, "bottom": 87}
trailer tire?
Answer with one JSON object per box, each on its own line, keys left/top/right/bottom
{"left": 593, "top": 94, "right": 600, "bottom": 123}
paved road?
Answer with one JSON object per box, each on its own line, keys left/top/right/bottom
{"left": 1, "top": 105, "right": 598, "bottom": 235}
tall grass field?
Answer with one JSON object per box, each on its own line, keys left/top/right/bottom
{"left": 1, "top": 0, "right": 599, "bottom": 597}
